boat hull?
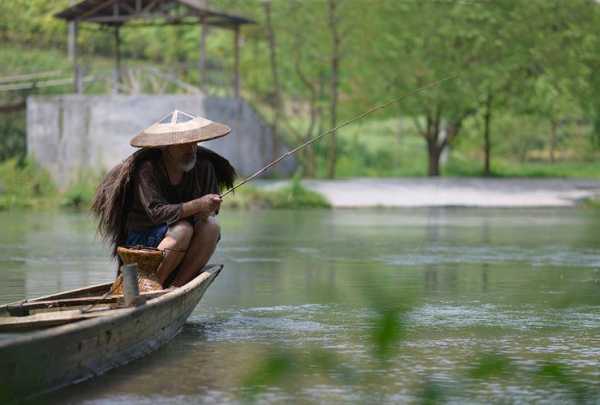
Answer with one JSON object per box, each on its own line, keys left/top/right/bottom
{"left": 0, "top": 265, "right": 222, "bottom": 402}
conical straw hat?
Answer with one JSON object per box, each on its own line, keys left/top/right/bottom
{"left": 130, "top": 110, "right": 231, "bottom": 147}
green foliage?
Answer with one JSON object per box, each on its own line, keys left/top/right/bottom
{"left": 267, "top": 171, "right": 330, "bottom": 209}
{"left": 418, "top": 379, "right": 446, "bottom": 405}
{"left": 0, "top": 157, "right": 328, "bottom": 212}
{"left": 61, "top": 175, "right": 100, "bottom": 209}
{"left": 224, "top": 172, "right": 330, "bottom": 210}
{"left": 0, "top": 1, "right": 68, "bottom": 50}
{"left": 0, "top": 158, "right": 103, "bottom": 211}
{"left": 0, "top": 45, "right": 71, "bottom": 80}
{"left": 0, "top": 112, "right": 26, "bottom": 163}
{"left": 0, "top": 45, "right": 74, "bottom": 162}
{"left": 242, "top": 347, "right": 356, "bottom": 402}
{"left": 1, "top": 0, "right": 600, "bottom": 178}
{"left": 370, "top": 308, "right": 405, "bottom": 361}
{"left": 468, "top": 353, "right": 514, "bottom": 379}
{"left": 242, "top": 349, "right": 298, "bottom": 395}
{"left": 241, "top": 274, "right": 597, "bottom": 403}
{"left": 0, "top": 158, "right": 56, "bottom": 209}
{"left": 533, "top": 361, "right": 590, "bottom": 401}
{"left": 581, "top": 197, "right": 600, "bottom": 209}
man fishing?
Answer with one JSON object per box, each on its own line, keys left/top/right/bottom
{"left": 92, "top": 110, "right": 236, "bottom": 287}
{"left": 89, "top": 76, "right": 454, "bottom": 290}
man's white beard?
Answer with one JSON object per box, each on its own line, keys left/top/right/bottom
{"left": 178, "top": 154, "right": 197, "bottom": 172}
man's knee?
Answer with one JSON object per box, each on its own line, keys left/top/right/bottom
{"left": 194, "top": 216, "right": 220, "bottom": 242}
{"left": 167, "top": 220, "right": 194, "bottom": 247}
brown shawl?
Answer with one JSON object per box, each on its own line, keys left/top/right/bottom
{"left": 91, "top": 146, "right": 236, "bottom": 257}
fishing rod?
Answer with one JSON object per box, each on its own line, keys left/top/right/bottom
{"left": 220, "top": 73, "right": 459, "bottom": 198}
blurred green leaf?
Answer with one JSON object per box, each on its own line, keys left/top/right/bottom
{"left": 468, "top": 353, "right": 514, "bottom": 379}
{"left": 418, "top": 379, "right": 446, "bottom": 405}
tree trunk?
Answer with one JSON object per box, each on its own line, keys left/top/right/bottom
{"left": 293, "top": 47, "right": 324, "bottom": 179}
{"left": 263, "top": 1, "right": 282, "bottom": 160}
{"left": 198, "top": 17, "right": 208, "bottom": 88}
{"left": 483, "top": 91, "right": 493, "bottom": 176}
{"left": 303, "top": 98, "right": 320, "bottom": 178}
{"left": 113, "top": 26, "right": 121, "bottom": 94}
{"left": 549, "top": 120, "right": 558, "bottom": 163}
{"left": 304, "top": 123, "right": 317, "bottom": 178}
{"left": 307, "top": 73, "right": 326, "bottom": 178}
{"left": 0, "top": 100, "right": 25, "bottom": 113}
{"left": 396, "top": 116, "right": 403, "bottom": 144}
{"left": 422, "top": 110, "right": 466, "bottom": 177}
{"left": 594, "top": 116, "right": 600, "bottom": 147}
{"left": 426, "top": 136, "right": 442, "bottom": 176}
{"left": 327, "top": 0, "right": 341, "bottom": 179}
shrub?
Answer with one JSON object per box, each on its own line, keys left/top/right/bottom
{"left": 223, "top": 171, "right": 330, "bottom": 210}
{"left": 0, "top": 158, "right": 56, "bottom": 209}
{"left": 61, "top": 180, "right": 98, "bottom": 209}
{"left": 266, "top": 171, "right": 330, "bottom": 209}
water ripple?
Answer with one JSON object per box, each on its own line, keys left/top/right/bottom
{"left": 381, "top": 246, "right": 600, "bottom": 267}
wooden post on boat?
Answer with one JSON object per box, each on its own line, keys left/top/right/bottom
{"left": 122, "top": 263, "right": 141, "bottom": 307}
{"left": 0, "top": 265, "right": 223, "bottom": 400}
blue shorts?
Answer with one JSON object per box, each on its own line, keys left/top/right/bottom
{"left": 125, "top": 224, "right": 168, "bottom": 248}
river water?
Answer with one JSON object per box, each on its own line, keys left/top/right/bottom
{"left": 1, "top": 208, "right": 599, "bottom": 403}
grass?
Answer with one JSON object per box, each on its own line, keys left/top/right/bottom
{"left": 0, "top": 158, "right": 57, "bottom": 210}
{"left": 580, "top": 196, "right": 600, "bottom": 209}
{"left": 223, "top": 172, "right": 330, "bottom": 210}
{"left": 60, "top": 174, "right": 101, "bottom": 209}
{"left": 282, "top": 116, "right": 600, "bottom": 179}
{"left": 0, "top": 159, "right": 103, "bottom": 210}
{"left": 445, "top": 152, "right": 600, "bottom": 179}
{"left": 489, "top": 160, "right": 600, "bottom": 179}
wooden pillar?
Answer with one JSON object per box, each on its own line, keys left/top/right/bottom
{"left": 233, "top": 25, "right": 240, "bottom": 98}
{"left": 113, "top": 25, "right": 122, "bottom": 94}
{"left": 73, "top": 20, "right": 82, "bottom": 94}
{"left": 67, "top": 0, "right": 75, "bottom": 62}
{"left": 198, "top": 16, "right": 208, "bottom": 88}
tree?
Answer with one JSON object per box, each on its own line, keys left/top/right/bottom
{"left": 262, "top": 0, "right": 283, "bottom": 160}
{"left": 326, "top": 0, "right": 342, "bottom": 178}
{"left": 509, "top": 0, "right": 596, "bottom": 163}
{"left": 366, "top": 1, "right": 493, "bottom": 176}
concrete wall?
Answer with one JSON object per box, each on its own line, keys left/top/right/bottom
{"left": 27, "top": 95, "right": 295, "bottom": 188}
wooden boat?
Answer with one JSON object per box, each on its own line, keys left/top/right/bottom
{"left": 0, "top": 264, "right": 223, "bottom": 402}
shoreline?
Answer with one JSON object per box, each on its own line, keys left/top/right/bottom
{"left": 255, "top": 178, "right": 600, "bottom": 208}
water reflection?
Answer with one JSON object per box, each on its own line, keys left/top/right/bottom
{"left": 1, "top": 208, "right": 598, "bottom": 403}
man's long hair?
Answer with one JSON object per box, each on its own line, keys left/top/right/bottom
{"left": 91, "top": 146, "right": 236, "bottom": 257}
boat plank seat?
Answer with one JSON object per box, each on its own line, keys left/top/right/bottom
{"left": 0, "top": 308, "right": 132, "bottom": 332}
{"left": 4, "top": 289, "right": 172, "bottom": 316}
{"left": 28, "top": 282, "right": 113, "bottom": 302}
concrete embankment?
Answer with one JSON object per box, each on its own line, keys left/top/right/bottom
{"left": 257, "top": 178, "right": 600, "bottom": 208}
{"left": 27, "top": 95, "right": 295, "bottom": 189}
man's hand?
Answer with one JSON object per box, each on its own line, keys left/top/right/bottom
{"left": 199, "top": 194, "right": 222, "bottom": 215}
{"left": 181, "top": 194, "right": 222, "bottom": 220}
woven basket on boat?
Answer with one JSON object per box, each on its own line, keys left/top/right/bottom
{"left": 111, "top": 246, "right": 164, "bottom": 295}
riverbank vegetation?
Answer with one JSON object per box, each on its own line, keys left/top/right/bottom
{"left": 1, "top": 1, "right": 599, "bottom": 180}
{"left": 224, "top": 172, "right": 330, "bottom": 210}
{"left": 0, "top": 159, "right": 330, "bottom": 211}
{"left": 0, "top": 159, "right": 56, "bottom": 210}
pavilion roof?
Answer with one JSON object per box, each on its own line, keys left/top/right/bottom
{"left": 55, "top": 0, "right": 255, "bottom": 28}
